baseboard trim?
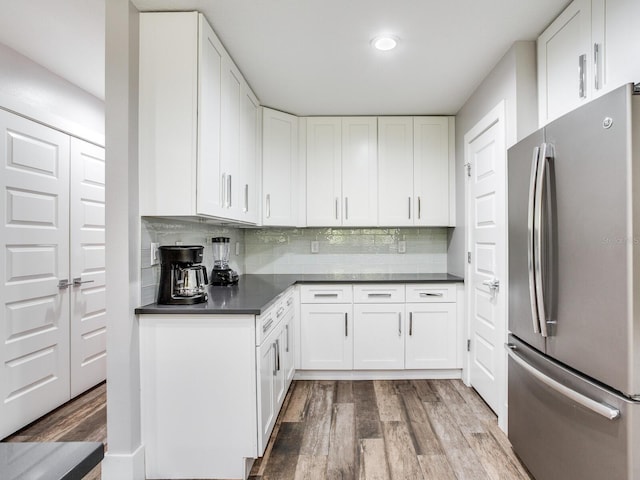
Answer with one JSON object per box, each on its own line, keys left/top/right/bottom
{"left": 293, "top": 369, "right": 462, "bottom": 381}
{"left": 102, "top": 444, "right": 145, "bottom": 480}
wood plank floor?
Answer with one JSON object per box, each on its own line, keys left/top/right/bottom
{"left": 250, "top": 379, "right": 532, "bottom": 480}
{"left": 0, "top": 380, "right": 532, "bottom": 480}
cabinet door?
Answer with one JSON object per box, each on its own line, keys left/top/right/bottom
{"left": 537, "top": 0, "right": 592, "bottom": 125}
{"left": 221, "top": 56, "right": 242, "bottom": 219}
{"left": 139, "top": 12, "right": 199, "bottom": 216}
{"left": 306, "top": 117, "right": 342, "bottom": 226}
{"left": 274, "top": 326, "right": 287, "bottom": 407}
{"left": 406, "top": 304, "right": 458, "bottom": 369}
{"left": 239, "top": 86, "right": 259, "bottom": 224}
{"left": 196, "top": 14, "right": 225, "bottom": 218}
{"left": 592, "top": 0, "right": 640, "bottom": 97}
{"left": 300, "top": 304, "right": 353, "bottom": 369}
{"left": 70, "top": 139, "right": 106, "bottom": 397}
{"left": 257, "top": 335, "right": 276, "bottom": 454}
{"left": 413, "top": 117, "right": 451, "bottom": 226}
{"left": 262, "top": 108, "right": 298, "bottom": 226}
{"left": 378, "top": 117, "right": 414, "bottom": 226}
{"left": 353, "top": 304, "right": 405, "bottom": 369}
{"left": 0, "top": 110, "right": 71, "bottom": 438}
{"left": 342, "top": 117, "right": 377, "bottom": 226}
{"left": 282, "top": 312, "right": 295, "bottom": 387}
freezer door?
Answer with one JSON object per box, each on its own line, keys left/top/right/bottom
{"left": 507, "top": 336, "right": 640, "bottom": 480}
{"left": 507, "top": 128, "right": 546, "bottom": 352}
{"left": 543, "top": 85, "right": 632, "bottom": 394}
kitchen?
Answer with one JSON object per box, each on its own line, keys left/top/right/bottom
{"left": 1, "top": 0, "right": 640, "bottom": 479}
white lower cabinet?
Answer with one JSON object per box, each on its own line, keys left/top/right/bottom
{"left": 406, "top": 303, "right": 458, "bottom": 369}
{"left": 300, "top": 303, "right": 353, "bottom": 370}
{"left": 257, "top": 321, "right": 282, "bottom": 453}
{"left": 353, "top": 304, "right": 405, "bottom": 369}
{"left": 299, "top": 283, "right": 462, "bottom": 374}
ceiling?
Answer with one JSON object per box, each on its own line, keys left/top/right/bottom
{"left": 0, "top": 0, "right": 570, "bottom": 115}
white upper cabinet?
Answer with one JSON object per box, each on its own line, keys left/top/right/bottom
{"left": 538, "top": 0, "right": 640, "bottom": 125}
{"left": 262, "top": 108, "right": 299, "bottom": 226}
{"left": 591, "top": 0, "right": 640, "bottom": 98}
{"left": 413, "top": 117, "right": 454, "bottom": 226}
{"left": 342, "top": 118, "right": 378, "bottom": 226}
{"left": 538, "top": 0, "right": 592, "bottom": 125}
{"left": 378, "top": 117, "right": 415, "bottom": 226}
{"left": 139, "top": 12, "right": 259, "bottom": 223}
{"left": 306, "top": 117, "right": 378, "bottom": 227}
{"left": 378, "top": 117, "right": 454, "bottom": 226}
{"left": 239, "top": 87, "right": 260, "bottom": 224}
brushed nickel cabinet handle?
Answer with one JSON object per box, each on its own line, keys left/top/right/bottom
{"left": 266, "top": 194, "right": 271, "bottom": 218}
{"left": 345, "top": 313, "right": 348, "bottom": 337}
{"left": 409, "top": 312, "right": 413, "bottom": 336}
{"left": 578, "top": 54, "right": 587, "bottom": 99}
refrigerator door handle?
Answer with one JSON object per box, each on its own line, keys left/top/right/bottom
{"left": 534, "top": 143, "right": 551, "bottom": 337}
{"left": 506, "top": 344, "right": 621, "bottom": 420}
{"left": 528, "top": 146, "right": 541, "bottom": 334}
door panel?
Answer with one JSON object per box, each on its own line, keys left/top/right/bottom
{"left": 467, "top": 116, "right": 506, "bottom": 414}
{"left": 300, "top": 304, "right": 353, "bottom": 369}
{"left": 70, "top": 138, "right": 106, "bottom": 397}
{"left": 0, "top": 109, "right": 71, "bottom": 438}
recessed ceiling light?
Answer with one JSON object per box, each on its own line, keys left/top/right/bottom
{"left": 371, "top": 35, "right": 398, "bottom": 51}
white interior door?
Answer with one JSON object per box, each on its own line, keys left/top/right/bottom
{"left": 465, "top": 103, "right": 507, "bottom": 421}
{"left": 0, "top": 109, "right": 71, "bottom": 438}
{"left": 70, "top": 138, "right": 106, "bottom": 397}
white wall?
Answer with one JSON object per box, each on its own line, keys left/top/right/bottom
{"left": 103, "top": 1, "right": 145, "bottom": 479}
{"left": 448, "top": 41, "right": 537, "bottom": 277}
{"left": 0, "top": 42, "right": 104, "bottom": 145}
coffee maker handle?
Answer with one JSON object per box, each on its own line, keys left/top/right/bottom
{"left": 201, "top": 265, "right": 208, "bottom": 285}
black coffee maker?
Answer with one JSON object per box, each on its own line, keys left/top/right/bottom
{"left": 157, "top": 245, "right": 209, "bottom": 305}
{"left": 210, "top": 237, "right": 239, "bottom": 286}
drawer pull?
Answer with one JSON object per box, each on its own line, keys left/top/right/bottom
{"left": 262, "top": 318, "right": 274, "bottom": 333}
{"left": 287, "top": 297, "right": 293, "bottom": 306}
{"left": 420, "top": 292, "right": 443, "bottom": 297}
{"left": 368, "top": 293, "right": 392, "bottom": 298}
{"left": 314, "top": 293, "right": 339, "bottom": 298}
{"left": 276, "top": 306, "right": 285, "bottom": 318}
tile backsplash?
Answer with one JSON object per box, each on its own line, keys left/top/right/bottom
{"left": 140, "top": 220, "right": 449, "bottom": 305}
{"left": 244, "top": 227, "right": 448, "bottom": 275}
{"left": 140, "top": 218, "right": 245, "bottom": 305}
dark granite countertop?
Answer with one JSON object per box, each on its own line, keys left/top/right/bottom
{"left": 0, "top": 442, "right": 104, "bottom": 480}
{"left": 136, "top": 273, "right": 463, "bottom": 316}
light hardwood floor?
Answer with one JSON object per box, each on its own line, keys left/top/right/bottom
{"left": 1, "top": 379, "right": 532, "bottom": 480}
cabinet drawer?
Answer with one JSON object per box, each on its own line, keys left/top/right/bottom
{"left": 300, "top": 284, "right": 353, "bottom": 303}
{"left": 256, "top": 304, "right": 279, "bottom": 346}
{"left": 353, "top": 284, "right": 405, "bottom": 303}
{"left": 406, "top": 284, "right": 456, "bottom": 303}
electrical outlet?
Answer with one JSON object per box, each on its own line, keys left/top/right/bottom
{"left": 398, "top": 240, "right": 406, "bottom": 254}
{"left": 150, "top": 242, "right": 159, "bottom": 265}
{"left": 175, "top": 241, "right": 183, "bottom": 245}
{"left": 235, "top": 242, "right": 240, "bottom": 256}
{"left": 311, "top": 241, "right": 319, "bottom": 253}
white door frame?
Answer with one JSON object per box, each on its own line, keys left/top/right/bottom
{"left": 463, "top": 100, "right": 508, "bottom": 431}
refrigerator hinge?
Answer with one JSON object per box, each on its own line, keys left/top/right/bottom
{"left": 467, "top": 339, "right": 471, "bottom": 351}
{"left": 464, "top": 162, "right": 471, "bottom": 177}
{"left": 467, "top": 251, "right": 471, "bottom": 264}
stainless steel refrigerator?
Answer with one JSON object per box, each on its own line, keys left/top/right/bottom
{"left": 507, "top": 83, "right": 640, "bottom": 480}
